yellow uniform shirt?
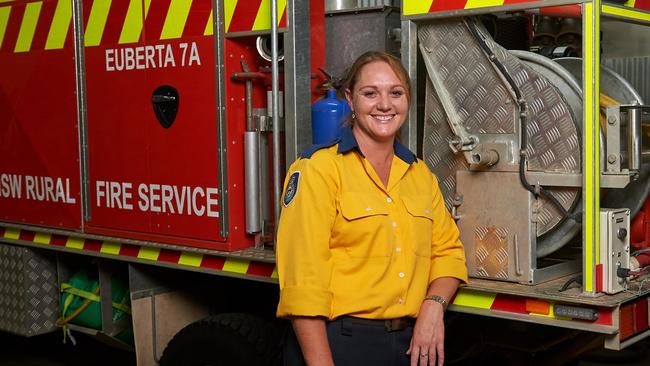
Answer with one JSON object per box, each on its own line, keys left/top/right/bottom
{"left": 276, "top": 127, "right": 467, "bottom": 320}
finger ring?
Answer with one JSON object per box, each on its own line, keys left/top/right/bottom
{"left": 419, "top": 352, "right": 428, "bottom": 357}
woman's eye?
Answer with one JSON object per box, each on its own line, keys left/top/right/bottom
{"left": 362, "top": 91, "right": 377, "bottom": 97}
{"left": 391, "top": 90, "right": 404, "bottom": 97}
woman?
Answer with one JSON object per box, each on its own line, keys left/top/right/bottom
{"left": 276, "top": 51, "right": 467, "bottom": 366}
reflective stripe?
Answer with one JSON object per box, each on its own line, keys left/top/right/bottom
{"left": 84, "top": 0, "right": 111, "bottom": 47}
{"left": 402, "top": 0, "right": 433, "bottom": 15}
{"left": 603, "top": 4, "right": 650, "bottom": 22}
{"left": 204, "top": 9, "right": 212, "bottom": 35}
{"left": 271, "top": 267, "right": 279, "bottom": 279}
{"left": 66, "top": 237, "right": 84, "bottom": 250}
{"left": 14, "top": 1, "right": 41, "bottom": 52}
{"left": 582, "top": 2, "right": 600, "bottom": 293}
{"left": 178, "top": 252, "right": 203, "bottom": 267}
{"left": 160, "top": 0, "right": 192, "bottom": 40}
{"left": 45, "top": 0, "right": 71, "bottom": 50}
{"left": 223, "top": 258, "right": 250, "bottom": 274}
{"left": 224, "top": 0, "right": 237, "bottom": 32}
{"left": 453, "top": 289, "right": 496, "bottom": 309}
{"left": 624, "top": 0, "right": 637, "bottom": 7}
{"left": 34, "top": 232, "right": 51, "bottom": 244}
{"left": 100, "top": 241, "right": 121, "bottom": 255}
{"left": 138, "top": 246, "right": 160, "bottom": 260}
{"left": 3, "top": 228, "right": 19, "bottom": 240}
{"left": 252, "top": 0, "right": 285, "bottom": 31}
{"left": 465, "top": 0, "right": 503, "bottom": 9}
{"left": 0, "top": 6, "right": 10, "bottom": 49}
{"left": 119, "top": 0, "right": 144, "bottom": 44}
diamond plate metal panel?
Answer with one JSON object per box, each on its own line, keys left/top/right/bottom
{"left": 475, "top": 227, "right": 509, "bottom": 280}
{"left": 419, "top": 19, "right": 580, "bottom": 237}
{"left": 0, "top": 244, "right": 58, "bottom": 336}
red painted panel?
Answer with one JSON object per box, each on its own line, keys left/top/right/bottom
{"left": 620, "top": 303, "right": 636, "bottom": 340}
{"left": 635, "top": 0, "right": 650, "bottom": 11}
{"left": 0, "top": 0, "right": 81, "bottom": 230}
{"left": 594, "top": 308, "right": 613, "bottom": 326}
{"left": 491, "top": 295, "right": 528, "bottom": 314}
{"left": 635, "top": 298, "right": 649, "bottom": 333}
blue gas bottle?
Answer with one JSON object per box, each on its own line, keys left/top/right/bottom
{"left": 311, "top": 89, "right": 350, "bottom": 144}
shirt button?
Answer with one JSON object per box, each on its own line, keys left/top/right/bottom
{"left": 386, "top": 197, "right": 393, "bottom": 203}
{"left": 395, "top": 247, "right": 401, "bottom": 252}
{"left": 392, "top": 222, "right": 398, "bottom": 228}
{"left": 399, "top": 272, "right": 405, "bottom": 278}
{"left": 365, "top": 207, "right": 372, "bottom": 212}
{"left": 398, "top": 298, "right": 404, "bottom": 304}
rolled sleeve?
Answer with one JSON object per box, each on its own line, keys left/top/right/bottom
{"left": 276, "top": 155, "right": 338, "bottom": 318}
{"left": 429, "top": 175, "right": 468, "bottom": 284}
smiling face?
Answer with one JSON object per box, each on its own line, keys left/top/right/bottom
{"left": 345, "top": 60, "right": 409, "bottom": 144}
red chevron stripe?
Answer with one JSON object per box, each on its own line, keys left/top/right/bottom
{"left": 51, "top": 234, "right": 67, "bottom": 246}
{"left": 144, "top": 0, "right": 172, "bottom": 41}
{"left": 491, "top": 294, "right": 528, "bottom": 314}
{"left": 0, "top": 227, "right": 5, "bottom": 237}
{"left": 101, "top": 0, "right": 130, "bottom": 45}
{"left": 119, "top": 243, "right": 140, "bottom": 257}
{"left": 200, "top": 255, "right": 226, "bottom": 270}
{"left": 83, "top": 239, "right": 103, "bottom": 252}
{"left": 158, "top": 249, "right": 182, "bottom": 263}
{"left": 635, "top": 0, "right": 650, "bottom": 11}
{"left": 246, "top": 262, "right": 275, "bottom": 277}
{"left": 183, "top": 0, "right": 211, "bottom": 37}
{"left": 227, "top": 0, "right": 262, "bottom": 33}
{"left": 429, "top": 0, "right": 467, "bottom": 12}
{"left": 19, "top": 230, "right": 35, "bottom": 241}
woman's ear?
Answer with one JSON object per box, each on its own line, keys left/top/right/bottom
{"left": 344, "top": 88, "right": 353, "bottom": 110}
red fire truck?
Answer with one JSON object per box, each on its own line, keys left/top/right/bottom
{"left": 1, "top": 0, "right": 650, "bottom": 365}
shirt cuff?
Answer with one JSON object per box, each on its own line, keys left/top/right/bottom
{"left": 429, "top": 256, "right": 468, "bottom": 284}
{"left": 277, "top": 286, "right": 333, "bottom": 318}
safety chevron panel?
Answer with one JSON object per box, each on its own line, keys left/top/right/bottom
{"left": 403, "top": 0, "right": 650, "bottom": 15}
{"left": 452, "top": 289, "right": 614, "bottom": 326}
{"left": 0, "top": 226, "right": 278, "bottom": 281}
{"left": 224, "top": 0, "right": 287, "bottom": 34}
{"left": 0, "top": 0, "right": 216, "bottom": 53}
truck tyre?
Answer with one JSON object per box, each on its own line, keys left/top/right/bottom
{"left": 159, "top": 313, "right": 282, "bottom": 366}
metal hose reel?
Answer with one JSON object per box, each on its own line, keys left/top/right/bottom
{"left": 419, "top": 18, "right": 648, "bottom": 284}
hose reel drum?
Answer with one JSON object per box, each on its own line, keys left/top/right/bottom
{"left": 419, "top": 18, "right": 648, "bottom": 284}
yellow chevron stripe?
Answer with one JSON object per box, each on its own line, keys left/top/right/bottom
{"left": 3, "top": 228, "right": 19, "bottom": 240}
{"left": 402, "top": 0, "right": 433, "bottom": 15}
{"left": 34, "top": 232, "right": 51, "bottom": 245}
{"left": 119, "top": 0, "right": 143, "bottom": 44}
{"left": 252, "top": 0, "right": 286, "bottom": 31}
{"left": 84, "top": 0, "right": 111, "bottom": 47}
{"left": 204, "top": 9, "right": 213, "bottom": 35}
{"left": 0, "top": 6, "right": 10, "bottom": 50}
{"left": 144, "top": 0, "right": 151, "bottom": 17}
{"left": 465, "top": 0, "right": 504, "bottom": 9}
{"left": 224, "top": 0, "right": 237, "bottom": 32}
{"left": 100, "top": 241, "right": 121, "bottom": 255}
{"left": 15, "top": 1, "right": 41, "bottom": 53}
{"left": 66, "top": 237, "right": 84, "bottom": 250}
{"left": 178, "top": 252, "right": 203, "bottom": 267}
{"left": 160, "top": 0, "right": 192, "bottom": 40}
{"left": 45, "top": 0, "right": 72, "bottom": 50}
{"left": 0, "top": 0, "right": 13, "bottom": 3}
{"left": 137, "top": 246, "right": 160, "bottom": 261}
{"left": 453, "top": 289, "right": 496, "bottom": 309}
{"left": 271, "top": 267, "right": 279, "bottom": 279}
{"left": 624, "top": 0, "right": 637, "bottom": 7}
{"left": 222, "top": 258, "right": 250, "bottom": 274}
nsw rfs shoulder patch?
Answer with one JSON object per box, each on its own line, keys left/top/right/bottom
{"left": 283, "top": 171, "right": 301, "bottom": 207}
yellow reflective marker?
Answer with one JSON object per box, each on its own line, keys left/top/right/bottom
{"left": 45, "top": 0, "right": 72, "bottom": 50}
{"left": 66, "top": 237, "right": 84, "bottom": 250}
{"left": 137, "top": 246, "right": 160, "bottom": 261}
{"left": 160, "top": 0, "right": 192, "bottom": 40}
{"left": 222, "top": 258, "right": 250, "bottom": 274}
{"left": 204, "top": 10, "right": 213, "bottom": 36}
{"left": 15, "top": 1, "right": 41, "bottom": 52}
{"left": 0, "top": 6, "right": 10, "bottom": 50}
{"left": 178, "top": 252, "right": 203, "bottom": 267}
{"left": 100, "top": 241, "right": 121, "bottom": 255}
{"left": 224, "top": 0, "right": 237, "bottom": 32}
{"left": 603, "top": 4, "right": 650, "bottom": 22}
{"left": 465, "top": 0, "right": 504, "bottom": 9}
{"left": 3, "top": 228, "right": 19, "bottom": 240}
{"left": 34, "top": 232, "right": 51, "bottom": 245}
{"left": 402, "top": 0, "right": 433, "bottom": 16}
{"left": 85, "top": 0, "right": 111, "bottom": 47}
{"left": 119, "top": 0, "right": 143, "bottom": 44}
{"left": 453, "top": 289, "right": 496, "bottom": 309}
{"left": 252, "top": 0, "right": 286, "bottom": 31}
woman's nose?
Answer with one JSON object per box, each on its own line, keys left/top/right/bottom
{"left": 377, "top": 93, "right": 391, "bottom": 110}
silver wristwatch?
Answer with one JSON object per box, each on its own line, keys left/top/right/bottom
{"left": 424, "top": 295, "right": 448, "bottom": 311}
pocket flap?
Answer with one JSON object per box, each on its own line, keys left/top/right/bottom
{"left": 340, "top": 192, "right": 388, "bottom": 220}
{"left": 402, "top": 196, "right": 434, "bottom": 220}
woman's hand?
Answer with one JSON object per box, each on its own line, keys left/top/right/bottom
{"left": 407, "top": 300, "right": 445, "bottom": 366}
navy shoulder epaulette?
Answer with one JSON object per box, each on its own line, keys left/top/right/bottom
{"left": 300, "top": 139, "right": 340, "bottom": 159}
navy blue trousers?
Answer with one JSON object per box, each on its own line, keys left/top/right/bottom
{"left": 283, "top": 317, "right": 414, "bottom": 366}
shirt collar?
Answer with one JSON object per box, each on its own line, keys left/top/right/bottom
{"left": 337, "top": 127, "right": 416, "bottom": 164}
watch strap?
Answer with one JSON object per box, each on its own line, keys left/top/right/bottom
{"left": 424, "top": 295, "right": 448, "bottom": 311}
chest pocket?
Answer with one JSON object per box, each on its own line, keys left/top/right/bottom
{"left": 402, "top": 196, "right": 434, "bottom": 257}
{"left": 338, "top": 192, "right": 390, "bottom": 257}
